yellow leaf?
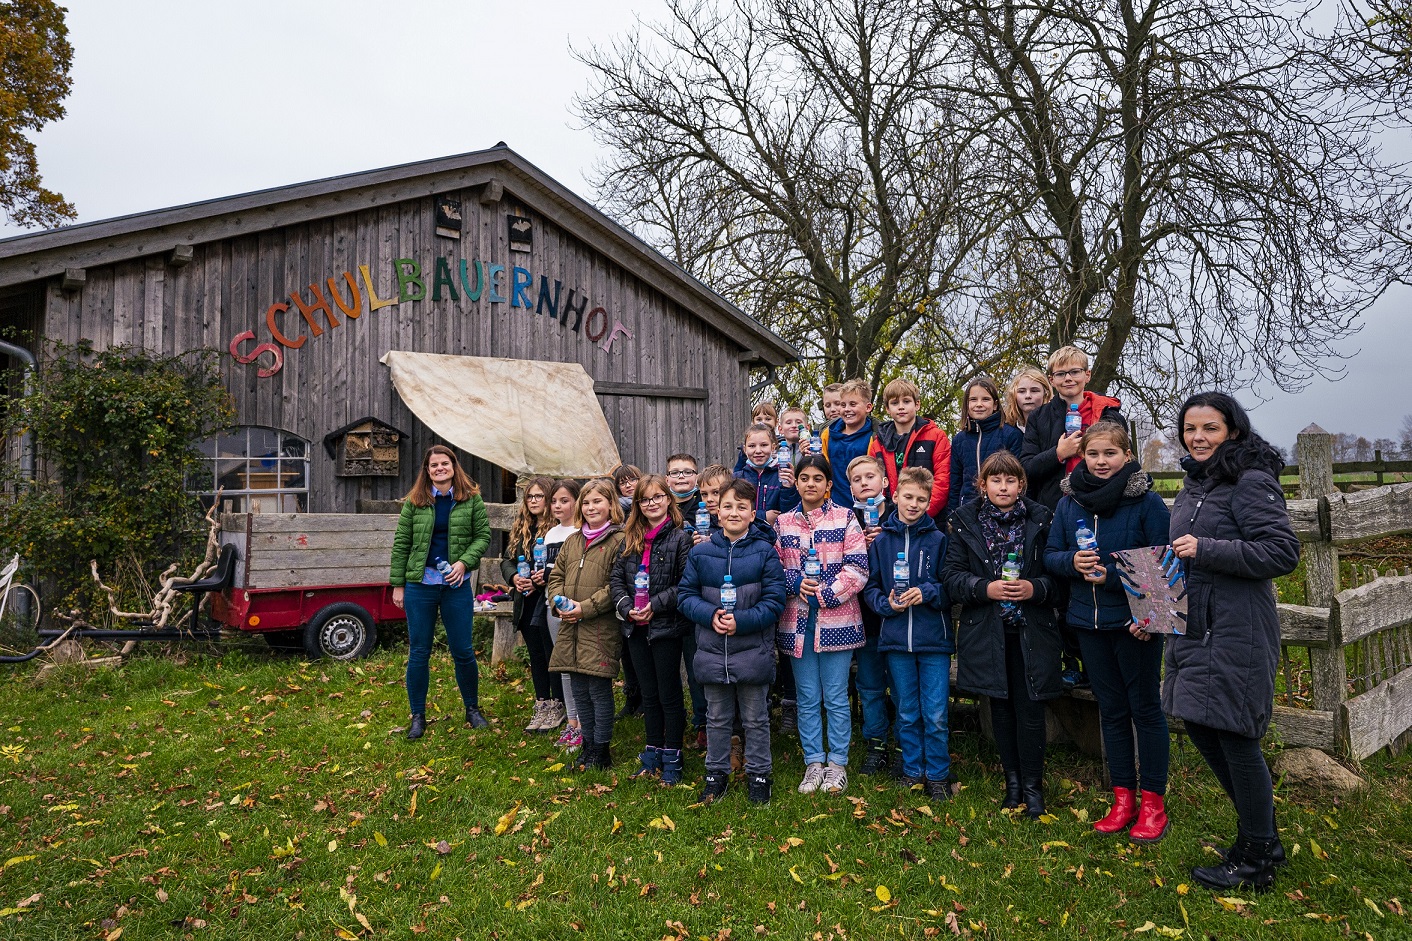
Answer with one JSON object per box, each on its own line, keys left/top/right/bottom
{"left": 915, "top": 805, "right": 934, "bottom": 818}
{"left": 105, "top": 929, "right": 122, "bottom": 941}
{"left": 805, "top": 813, "right": 830, "bottom": 823}
{"left": 327, "top": 839, "right": 338, "bottom": 853}
{"left": 785, "top": 837, "right": 804, "bottom": 848}
{"left": 494, "top": 801, "right": 523, "bottom": 836}
{"left": 545, "top": 762, "right": 565, "bottom": 772}
{"left": 611, "top": 817, "right": 623, "bottom": 834}
{"left": 1041, "top": 841, "right": 1072, "bottom": 851}
{"left": 218, "top": 832, "right": 231, "bottom": 842}
{"left": 1309, "top": 838, "right": 1329, "bottom": 860}
{"left": 1155, "top": 928, "right": 1184, "bottom": 938}
{"left": 409, "top": 790, "right": 418, "bottom": 818}
{"left": 1037, "top": 813, "right": 1059, "bottom": 824}
{"left": 648, "top": 815, "right": 676, "bottom": 831}
{"left": 430, "top": 862, "right": 442, "bottom": 881}
{"left": 374, "top": 831, "right": 387, "bottom": 847}
{"left": 1215, "top": 896, "right": 1253, "bottom": 911}
{"left": 1134, "top": 922, "right": 1156, "bottom": 933}
{"left": 334, "top": 928, "right": 357, "bottom": 941}
{"left": 515, "top": 899, "right": 534, "bottom": 911}
{"left": 875, "top": 885, "right": 892, "bottom": 903}
{"left": 1364, "top": 898, "right": 1383, "bottom": 918}
{"left": 1176, "top": 883, "right": 1189, "bottom": 896}
{"left": 355, "top": 912, "right": 372, "bottom": 930}
{"left": 1321, "top": 815, "right": 1338, "bottom": 830}
{"left": 2, "top": 856, "right": 36, "bottom": 871}
{"left": 790, "top": 866, "right": 803, "bottom": 884}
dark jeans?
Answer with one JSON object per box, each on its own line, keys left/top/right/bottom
{"left": 1185, "top": 720, "right": 1276, "bottom": 841}
{"left": 704, "top": 682, "right": 771, "bottom": 775}
{"left": 568, "top": 673, "right": 615, "bottom": 746}
{"left": 1078, "top": 629, "right": 1169, "bottom": 793}
{"left": 621, "top": 639, "right": 642, "bottom": 706}
{"left": 625, "top": 632, "right": 686, "bottom": 749}
{"left": 776, "top": 653, "right": 796, "bottom": 701}
{"left": 404, "top": 580, "right": 478, "bottom": 716}
{"left": 520, "top": 607, "right": 563, "bottom": 703}
{"left": 680, "top": 629, "right": 708, "bottom": 728}
{"left": 989, "top": 632, "right": 1046, "bottom": 778}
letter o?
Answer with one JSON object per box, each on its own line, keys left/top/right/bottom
{"left": 585, "top": 306, "right": 609, "bottom": 342}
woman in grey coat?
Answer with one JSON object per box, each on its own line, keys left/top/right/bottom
{"left": 1163, "top": 392, "right": 1300, "bottom": 893}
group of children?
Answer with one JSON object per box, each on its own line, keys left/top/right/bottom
{"left": 500, "top": 346, "right": 1174, "bottom": 840}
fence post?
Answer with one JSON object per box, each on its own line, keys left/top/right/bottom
{"left": 1298, "top": 425, "right": 1346, "bottom": 736}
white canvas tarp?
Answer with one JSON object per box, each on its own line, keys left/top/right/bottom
{"left": 380, "top": 352, "right": 621, "bottom": 478}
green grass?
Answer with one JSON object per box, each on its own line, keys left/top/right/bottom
{"left": 1, "top": 645, "right": 1410, "bottom": 940}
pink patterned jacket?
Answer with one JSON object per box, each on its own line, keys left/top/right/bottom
{"left": 773, "top": 499, "right": 870, "bottom": 656}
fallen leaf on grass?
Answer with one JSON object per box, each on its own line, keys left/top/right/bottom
{"left": 789, "top": 866, "right": 803, "bottom": 884}
{"left": 1309, "top": 838, "right": 1329, "bottom": 860}
{"left": 1041, "top": 841, "right": 1072, "bottom": 851}
{"left": 611, "top": 817, "right": 623, "bottom": 834}
{"left": 875, "top": 885, "right": 891, "bottom": 903}
{"left": 1215, "top": 896, "right": 1253, "bottom": 911}
{"left": 804, "top": 813, "right": 830, "bottom": 823}
{"left": 1364, "top": 899, "right": 1383, "bottom": 918}
{"left": 373, "top": 831, "right": 387, "bottom": 847}
{"left": 1037, "top": 813, "right": 1059, "bottom": 824}
{"left": 2, "top": 856, "right": 36, "bottom": 871}
{"left": 648, "top": 815, "right": 676, "bottom": 832}
{"left": 155, "top": 888, "right": 167, "bottom": 903}
{"left": 494, "top": 802, "right": 523, "bottom": 836}
{"left": 945, "top": 911, "right": 961, "bottom": 935}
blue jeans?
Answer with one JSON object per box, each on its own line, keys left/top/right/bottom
{"left": 887, "top": 652, "right": 951, "bottom": 781}
{"left": 793, "top": 620, "right": 855, "bottom": 766}
{"left": 854, "top": 635, "right": 892, "bottom": 742}
{"left": 404, "top": 580, "right": 479, "bottom": 715}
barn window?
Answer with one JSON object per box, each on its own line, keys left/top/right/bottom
{"left": 192, "top": 426, "right": 310, "bottom": 513}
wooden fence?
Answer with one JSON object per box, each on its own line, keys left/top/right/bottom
{"left": 1266, "top": 426, "right": 1412, "bottom": 759}
{"left": 1149, "top": 449, "right": 1412, "bottom": 496}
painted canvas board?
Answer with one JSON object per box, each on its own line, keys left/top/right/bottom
{"left": 1113, "top": 545, "right": 1187, "bottom": 635}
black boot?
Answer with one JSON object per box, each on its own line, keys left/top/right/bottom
{"left": 406, "top": 714, "right": 426, "bottom": 741}
{"left": 1002, "top": 771, "right": 1023, "bottom": 810}
{"left": 860, "top": 739, "right": 889, "bottom": 776}
{"left": 464, "top": 706, "right": 489, "bottom": 729}
{"left": 587, "top": 742, "right": 613, "bottom": 770}
{"left": 1193, "top": 837, "right": 1277, "bottom": 893}
{"left": 1218, "top": 826, "right": 1288, "bottom": 868}
{"left": 1020, "top": 775, "right": 1045, "bottom": 819}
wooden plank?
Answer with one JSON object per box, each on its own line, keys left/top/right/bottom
{"left": 248, "top": 547, "right": 393, "bottom": 570}
{"left": 1270, "top": 705, "right": 1339, "bottom": 751}
{"left": 234, "top": 513, "right": 400, "bottom": 534}
{"left": 1298, "top": 426, "right": 1345, "bottom": 722}
{"left": 1286, "top": 498, "right": 1323, "bottom": 542}
{"left": 1344, "top": 665, "right": 1412, "bottom": 759}
{"left": 1278, "top": 604, "right": 1333, "bottom": 647}
{"left": 1332, "top": 575, "right": 1412, "bottom": 646}
{"left": 1326, "top": 483, "right": 1412, "bottom": 545}
{"left": 245, "top": 565, "right": 390, "bottom": 589}
{"left": 593, "top": 381, "right": 709, "bottom": 400}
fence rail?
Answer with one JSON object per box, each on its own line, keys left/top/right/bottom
{"left": 1149, "top": 451, "right": 1412, "bottom": 495}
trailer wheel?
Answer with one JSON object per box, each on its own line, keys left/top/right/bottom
{"left": 304, "top": 603, "right": 378, "bottom": 661}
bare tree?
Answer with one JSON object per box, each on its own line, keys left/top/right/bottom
{"left": 934, "top": 0, "right": 1407, "bottom": 415}
{"left": 575, "top": 0, "right": 1024, "bottom": 406}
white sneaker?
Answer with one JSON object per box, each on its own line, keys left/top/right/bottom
{"left": 540, "top": 699, "right": 566, "bottom": 732}
{"left": 822, "top": 762, "right": 848, "bottom": 794}
{"left": 524, "top": 700, "right": 547, "bottom": 733}
{"left": 798, "top": 762, "right": 827, "bottom": 794}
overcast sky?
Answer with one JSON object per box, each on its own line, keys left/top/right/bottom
{"left": 5, "top": 0, "right": 1409, "bottom": 452}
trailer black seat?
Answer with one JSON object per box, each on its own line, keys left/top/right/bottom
{"left": 173, "top": 544, "right": 237, "bottom": 594}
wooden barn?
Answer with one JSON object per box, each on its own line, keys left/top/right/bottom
{"left": 0, "top": 145, "right": 795, "bottom": 511}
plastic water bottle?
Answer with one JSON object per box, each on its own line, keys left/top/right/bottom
{"left": 810, "top": 427, "right": 823, "bottom": 454}
{"left": 720, "top": 575, "right": 737, "bottom": 613}
{"left": 435, "top": 557, "right": 454, "bottom": 578}
{"left": 633, "top": 564, "right": 650, "bottom": 610}
{"left": 803, "top": 548, "right": 822, "bottom": 581}
{"left": 1075, "top": 519, "right": 1102, "bottom": 580}
{"left": 532, "top": 537, "right": 546, "bottom": 571}
{"left": 1000, "top": 552, "right": 1021, "bottom": 617}
{"left": 892, "top": 551, "right": 910, "bottom": 594}
{"left": 1065, "top": 403, "right": 1082, "bottom": 435}
{"left": 776, "top": 436, "right": 792, "bottom": 468}
{"left": 696, "top": 505, "right": 711, "bottom": 536}
{"left": 552, "top": 594, "right": 569, "bottom": 613}
{"left": 866, "top": 496, "right": 881, "bottom": 528}
{"left": 516, "top": 554, "right": 531, "bottom": 580}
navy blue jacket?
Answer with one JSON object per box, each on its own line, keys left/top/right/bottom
{"left": 678, "top": 527, "right": 788, "bottom": 685}
{"left": 864, "top": 512, "right": 953, "bottom": 655}
{"left": 851, "top": 497, "right": 893, "bottom": 637}
{"left": 947, "top": 414, "right": 1025, "bottom": 512}
{"left": 1044, "top": 472, "right": 1171, "bottom": 631}
{"left": 735, "top": 462, "right": 801, "bottom": 519}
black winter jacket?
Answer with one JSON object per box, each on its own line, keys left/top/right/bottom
{"left": 944, "top": 498, "right": 1063, "bottom": 702}
{"left": 609, "top": 520, "right": 693, "bottom": 642}
{"left": 1162, "top": 463, "right": 1300, "bottom": 738}
{"left": 1020, "top": 395, "right": 1125, "bottom": 510}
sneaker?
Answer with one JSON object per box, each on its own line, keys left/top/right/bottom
{"left": 730, "top": 735, "right": 745, "bottom": 776}
{"left": 860, "top": 739, "right": 889, "bottom": 776}
{"left": 798, "top": 762, "right": 827, "bottom": 794}
{"left": 1061, "top": 668, "right": 1082, "bottom": 690}
{"left": 896, "top": 773, "right": 924, "bottom": 790}
{"left": 821, "top": 762, "right": 848, "bottom": 794}
{"left": 524, "top": 699, "right": 548, "bottom": 733}
{"left": 557, "top": 724, "right": 583, "bottom": 750}
{"left": 698, "top": 771, "right": 729, "bottom": 804}
{"left": 540, "top": 700, "right": 567, "bottom": 732}
{"left": 924, "top": 779, "right": 952, "bottom": 801}
{"left": 746, "top": 774, "right": 773, "bottom": 805}
{"left": 465, "top": 706, "right": 489, "bottom": 729}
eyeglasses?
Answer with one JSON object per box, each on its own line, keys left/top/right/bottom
{"left": 666, "top": 470, "right": 696, "bottom": 478}
{"left": 641, "top": 494, "right": 669, "bottom": 505}
{"left": 525, "top": 494, "right": 545, "bottom": 501}
{"left": 1049, "top": 367, "right": 1087, "bottom": 380}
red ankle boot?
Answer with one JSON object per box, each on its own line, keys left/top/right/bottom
{"left": 1129, "top": 791, "right": 1169, "bottom": 843}
{"left": 1094, "top": 787, "right": 1138, "bottom": 833}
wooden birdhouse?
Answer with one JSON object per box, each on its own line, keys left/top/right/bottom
{"left": 324, "top": 418, "right": 405, "bottom": 477}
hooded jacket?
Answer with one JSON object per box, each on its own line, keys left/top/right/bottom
{"left": 735, "top": 461, "right": 801, "bottom": 519}
{"left": 868, "top": 417, "right": 952, "bottom": 519}
{"left": 943, "top": 498, "right": 1063, "bottom": 702}
{"left": 863, "top": 511, "right": 953, "bottom": 655}
{"left": 821, "top": 417, "right": 876, "bottom": 509}
{"left": 678, "top": 527, "right": 788, "bottom": 686}
{"left": 1020, "top": 392, "right": 1125, "bottom": 510}
{"left": 947, "top": 413, "right": 1026, "bottom": 512}
{"left": 609, "top": 519, "right": 694, "bottom": 643}
{"left": 1162, "top": 454, "right": 1300, "bottom": 738}
{"left": 1044, "top": 466, "right": 1172, "bottom": 631}
{"left": 546, "top": 526, "right": 628, "bottom": 678}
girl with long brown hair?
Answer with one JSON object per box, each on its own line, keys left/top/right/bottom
{"left": 389, "top": 445, "right": 492, "bottom": 741}
{"left": 501, "top": 476, "right": 564, "bottom": 733}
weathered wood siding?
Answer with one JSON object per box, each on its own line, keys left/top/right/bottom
{"left": 35, "top": 187, "right": 753, "bottom": 510}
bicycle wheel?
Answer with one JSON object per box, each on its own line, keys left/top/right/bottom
{"left": 0, "top": 583, "right": 41, "bottom": 655}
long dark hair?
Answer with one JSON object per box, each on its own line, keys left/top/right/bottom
{"left": 794, "top": 452, "right": 833, "bottom": 481}
{"left": 1175, "top": 392, "right": 1285, "bottom": 484}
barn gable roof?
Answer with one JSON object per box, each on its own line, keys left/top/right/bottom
{"left": 0, "top": 144, "right": 796, "bottom": 366}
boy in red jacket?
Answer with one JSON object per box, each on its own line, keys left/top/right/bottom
{"left": 867, "top": 379, "right": 951, "bottom": 521}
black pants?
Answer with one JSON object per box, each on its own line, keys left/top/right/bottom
{"left": 775, "top": 652, "right": 796, "bottom": 701}
{"left": 1185, "top": 720, "right": 1276, "bottom": 841}
{"left": 621, "top": 639, "right": 642, "bottom": 707}
{"left": 624, "top": 631, "right": 686, "bottom": 750}
{"left": 519, "top": 607, "right": 562, "bottom": 703}
{"left": 1078, "top": 629, "right": 1168, "bottom": 793}
{"left": 569, "top": 673, "right": 615, "bottom": 746}
{"left": 989, "top": 632, "right": 1047, "bottom": 778}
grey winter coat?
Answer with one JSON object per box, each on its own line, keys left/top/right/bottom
{"left": 1161, "top": 467, "right": 1300, "bottom": 738}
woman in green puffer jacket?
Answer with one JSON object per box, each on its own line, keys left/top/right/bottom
{"left": 389, "top": 445, "right": 492, "bottom": 741}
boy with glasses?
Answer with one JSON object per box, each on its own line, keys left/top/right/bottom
{"left": 1019, "top": 346, "right": 1124, "bottom": 689}
{"left": 666, "top": 454, "right": 702, "bottom": 522}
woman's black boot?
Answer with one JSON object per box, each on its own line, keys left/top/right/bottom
{"left": 1193, "top": 837, "right": 1277, "bottom": 893}
{"left": 406, "top": 714, "right": 426, "bottom": 741}
{"left": 1002, "top": 772, "right": 1023, "bottom": 810}
{"left": 1020, "top": 775, "right": 1045, "bottom": 819}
